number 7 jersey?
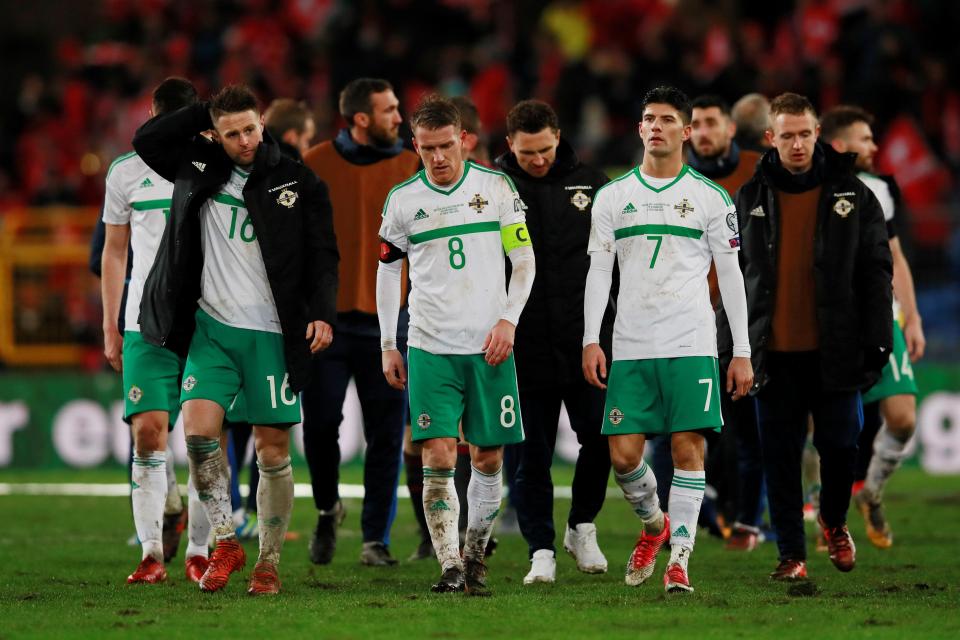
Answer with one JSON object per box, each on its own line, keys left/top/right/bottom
{"left": 379, "top": 161, "right": 530, "bottom": 355}
{"left": 588, "top": 165, "right": 739, "bottom": 361}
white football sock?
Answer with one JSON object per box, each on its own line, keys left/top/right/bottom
{"left": 186, "top": 475, "right": 210, "bottom": 559}
{"left": 423, "top": 468, "right": 462, "bottom": 572}
{"left": 163, "top": 448, "right": 183, "bottom": 515}
{"left": 186, "top": 436, "right": 234, "bottom": 541}
{"left": 669, "top": 469, "right": 705, "bottom": 552}
{"left": 615, "top": 460, "right": 663, "bottom": 532}
{"left": 463, "top": 465, "right": 502, "bottom": 562}
{"left": 865, "top": 423, "right": 910, "bottom": 500}
{"left": 256, "top": 457, "right": 293, "bottom": 566}
{"left": 131, "top": 450, "right": 167, "bottom": 561}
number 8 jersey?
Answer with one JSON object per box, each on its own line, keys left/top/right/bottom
{"left": 379, "top": 161, "right": 529, "bottom": 355}
{"left": 588, "top": 165, "right": 738, "bottom": 361}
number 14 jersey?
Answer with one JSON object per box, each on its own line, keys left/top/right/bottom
{"left": 379, "top": 161, "right": 528, "bottom": 355}
{"left": 588, "top": 165, "right": 738, "bottom": 361}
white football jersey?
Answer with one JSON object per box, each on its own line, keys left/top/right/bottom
{"left": 197, "top": 166, "right": 281, "bottom": 333}
{"left": 379, "top": 161, "right": 528, "bottom": 354}
{"left": 101, "top": 152, "right": 173, "bottom": 333}
{"left": 858, "top": 172, "right": 895, "bottom": 223}
{"left": 588, "top": 165, "right": 738, "bottom": 360}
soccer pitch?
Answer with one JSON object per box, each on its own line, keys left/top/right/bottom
{"left": 1, "top": 467, "right": 957, "bottom": 639}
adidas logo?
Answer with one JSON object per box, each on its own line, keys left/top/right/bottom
{"left": 192, "top": 161, "right": 206, "bottom": 172}
{"left": 140, "top": 178, "right": 154, "bottom": 188}
{"left": 674, "top": 525, "right": 690, "bottom": 538}
{"left": 429, "top": 500, "right": 450, "bottom": 512}
{"left": 621, "top": 202, "right": 638, "bottom": 214}
{"left": 414, "top": 208, "right": 429, "bottom": 220}
{"left": 749, "top": 206, "right": 765, "bottom": 217}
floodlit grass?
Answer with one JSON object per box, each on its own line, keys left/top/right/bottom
{"left": 1, "top": 468, "right": 958, "bottom": 639}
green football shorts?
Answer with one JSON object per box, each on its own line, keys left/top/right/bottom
{"left": 180, "top": 309, "right": 300, "bottom": 427}
{"left": 122, "top": 330, "right": 185, "bottom": 428}
{"left": 862, "top": 320, "right": 918, "bottom": 404}
{"left": 407, "top": 346, "right": 525, "bottom": 448}
{"left": 602, "top": 356, "right": 723, "bottom": 436}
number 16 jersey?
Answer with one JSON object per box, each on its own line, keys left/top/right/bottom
{"left": 379, "top": 161, "right": 529, "bottom": 355}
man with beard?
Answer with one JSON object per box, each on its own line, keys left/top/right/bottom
{"left": 820, "top": 105, "right": 924, "bottom": 549}
{"left": 302, "top": 78, "right": 421, "bottom": 566}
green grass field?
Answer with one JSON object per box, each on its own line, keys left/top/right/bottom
{"left": 1, "top": 467, "right": 958, "bottom": 639}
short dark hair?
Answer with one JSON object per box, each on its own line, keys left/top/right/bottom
{"left": 641, "top": 85, "right": 692, "bottom": 124}
{"left": 210, "top": 84, "right": 259, "bottom": 121}
{"left": 152, "top": 77, "right": 197, "bottom": 116}
{"left": 819, "top": 105, "right": 875, "bottom": 143}
{"left": 451, "top": 96, "right": 482, "bottom": 135}
{"left": 506, "top": 100, "right": 559, "bottom": 135}
{"left": 691, "top": 94, "right": 731, "bottom": 116}
{"left": 769, "top": 92, "right": 817, "bottom": 119}
{"left": 339, "top": 78, "right": 393, "bottom": 125}
{"left": 410, "top": 94, "right": 460, "bottom": 131}
{"left": 264, "top": 98, "right": 312, "bottom": 138}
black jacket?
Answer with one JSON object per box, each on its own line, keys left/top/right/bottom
{"left": 133, "top": 103, "right": 339, "bottom": 392}
{"left": 495, "top": 139, "right": 614, "bottom": 391}
{"left": 717, "top": 143, "right": 893, "bottom": 393}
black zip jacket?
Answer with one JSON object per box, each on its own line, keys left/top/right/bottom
{"left": 133, "top": 103, "right": 339, "bottom": 392}
{"left": 717, "top": 143, "right": 893, "bottom": 393}
{"left": 495, "top": 139, "right": 614, "bottom": 391}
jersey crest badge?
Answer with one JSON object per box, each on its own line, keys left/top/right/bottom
{"left": 608, "top": 407, "right": 624, "bottom": 425}
{"left": 417, "top": 413, "right": 431, "bottom": 429}
{"left": 182, "top": 375, "right": 197, "bottom": 392}
{"left": 833, "top": 197, "right": 854, "bottom": 218}
{"left": 570, "top": 190, "right": 591, "bottom": 211}
{"left": 128, "top": 385, "right": 143, "bottom": 404}
{"left": 674, "top": 198, "right": 694, "bottom": 218}
{"left": 469, "top": 193, "right": 489, "bottom": 213}
{"left": 277, "top": 190, "right": 297, "bottom": 208}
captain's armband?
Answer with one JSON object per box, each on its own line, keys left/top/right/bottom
{"left": 500, "top": 222, "right": 532, "bottom": 253}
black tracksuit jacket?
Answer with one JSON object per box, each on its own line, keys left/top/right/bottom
{"left": 133, "top": 103, "right": 339, "bottom": 392}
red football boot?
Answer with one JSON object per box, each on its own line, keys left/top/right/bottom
{"left": 199, "top": 539, "right": 246, "bottom": 592}
{"left": 818, "top": 515, "right": 856, "bottom": 572}
{"left": 127, "top": 556, "right": 168, "bottom": 584}
{"left": 770, "top": 559, "right": 807, "bottom": 580}
{"left": 247, "top": 561, "right": 281, "bottom": 596}
{"left": 185, "top": 555, "right": 209, "bottom": 584}
{"left": 625, "top": 513, "right": 670, "bottom": 586}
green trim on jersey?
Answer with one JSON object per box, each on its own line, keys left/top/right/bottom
{"left": 594, "top": 169, "right": 636, "bottom": 199}
{"left": 687, "top": 167, "right": 734, "bottom": 206}
{"left": 233, "top": 167, "right": 250, "bottom": 179}
{"left": 469, "top": 161, "right": 517, "bottom": 192}
{"left": 131, "top": 198, "right": 173, "bottom": 211}
{"left": 633, "top": 165, "right": 689, "bottom": 193}
{"left": 408, "top": 221, "right": 500, "bottom": 245}
{"left": 614, "top": 224, "right": 703, "bottom": 241}
{"left": 382, "top": 173, "right": 422, "bottom": 216}
{"left": 212, "top": 192, "right": 246, "bottom": 208}
{"left": 106, "top": 151, "right": 138, "bottom": 180}
{"left": 501, "top": 222, "right": 532, "bottom": 252}
{"left": 419, "top": 163, "right": 472, "bottom": 195}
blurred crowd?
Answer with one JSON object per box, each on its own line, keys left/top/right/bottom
{"left": 2, "top": 0, "right": 960, "bottom": 361}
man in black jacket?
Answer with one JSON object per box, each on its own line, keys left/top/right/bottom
{"left": 495, "top": 100, "right": 613, "bottom": 584}
{"left": 135, "top": 84, "right": 339, "bottom": 595}
{"left": 717, "top": 93, "right": 892, "bottom": 580}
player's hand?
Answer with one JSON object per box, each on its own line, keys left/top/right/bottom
{"left": 306, "top": 320, "right": 333, "bottom": 353}
{"left": 382, "top": 349, "right": 407, "bottom": 390}
{"left": 904, "top": 316, "right": 926, "bottom": 362}
{"left": 482, "top": 319, "right": 515, "bottom": 366}
{"left": 103, "top": 326, "right": 123, "bottom": 373}
{"left": 727, "top": 356, "right": 754, "bottom": 401}
{"left": 582, "top": 343, "right": 607, "bottom": 389}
